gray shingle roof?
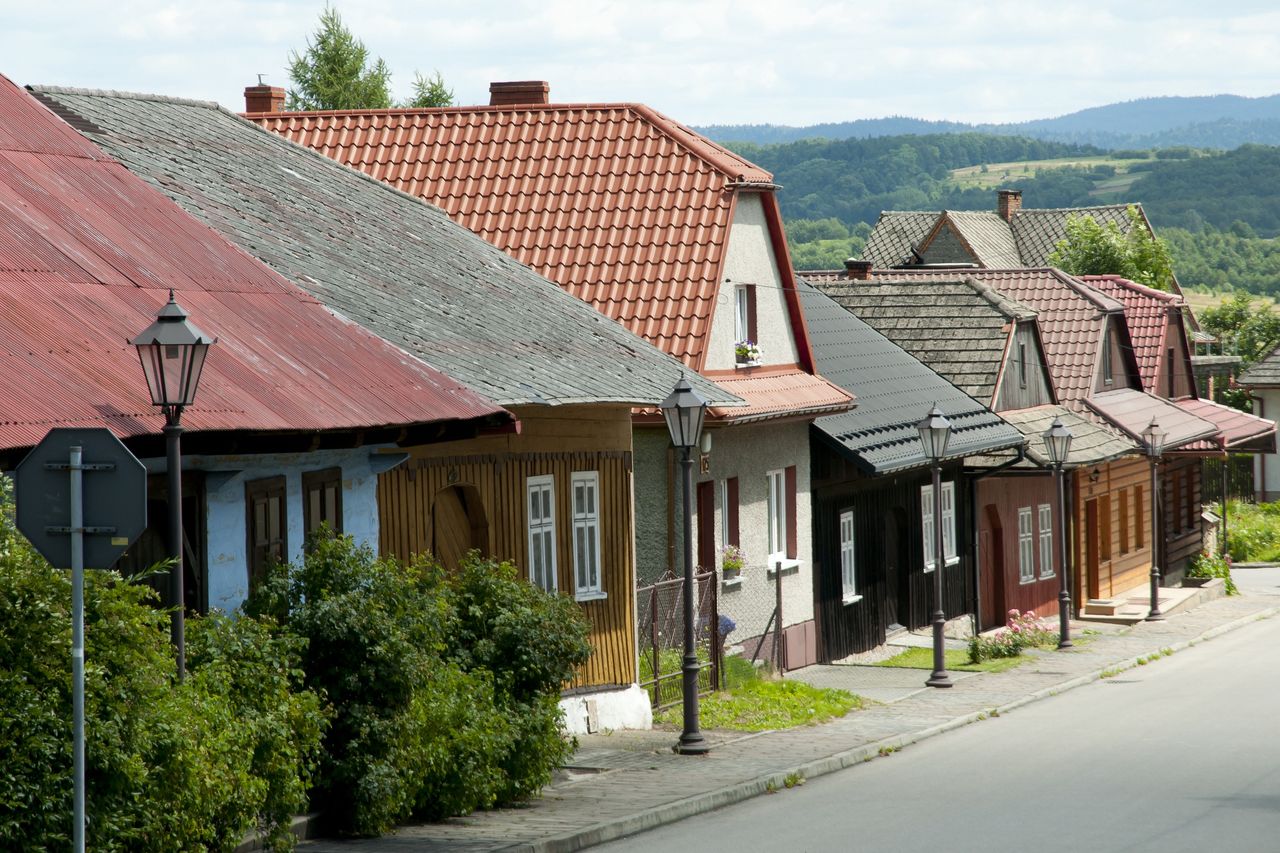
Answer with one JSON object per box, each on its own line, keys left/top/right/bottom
{"left": 797, "top": 279, "right": 1025, "bottom": 475}
{"left": 30, "top": 86, "right": 736, "bottom": 409}
{"left": 810, "top": 276, "right": 1037, "bottom": 404}
{"left": 969, "top": 405, "right": 1138, "bottom": 470}
{"left": 862, "top": 203, "right": 1144, "bottom": 270}
{"left": 1239, "top": 343, "right": 1280, "bottom": 387}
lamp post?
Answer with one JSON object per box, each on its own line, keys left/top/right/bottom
{"left": 917, "top": 404, "right": 953, "bottom": 689}
{"left": 1042, "top": 417, "right": 1074, "bottom": 649}
{"left": 661, "top": 377, "right": 710, "bottom": 754}
{"left": 131, "top": 291, "right": 216, "bottom": 680}
{"left": 1143, "top": 418, "right": 1166, "bottom": 621}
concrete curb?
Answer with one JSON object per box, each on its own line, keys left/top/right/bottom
{"left": 527, "top": 603, "right": 1280, "bottom": 853}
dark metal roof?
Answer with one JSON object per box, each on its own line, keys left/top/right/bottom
{"left": 797, "top": 279, "right": 1025, "bottom": 475}
{"left": 0, "top": 75, "right": 510, "bottom": 452}
{"left": 29, "top": 85, "right": 735, "bottom": 409}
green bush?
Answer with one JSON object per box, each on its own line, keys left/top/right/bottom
{"left": 1221, "top": 500, "right": 1280, "bottom": 562}
{"left": 249, "top": 537, "right": 593, "bottom": 836}
{"left": 968, "top": 609, "right": 1057, "bottom": 663}
{"left": 1187, "top": 550, "right": 1238, "bottom": 595}
{"left": 0, "top": 476, "right": 324, "bottom": 851}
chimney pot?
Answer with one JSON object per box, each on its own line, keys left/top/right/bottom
{"left": 997, "top": 189, "right": 1022, "bottom": 222}
{"left": 844, "top": 259, "right": 873, "bottom": 280}
{"left": 244, "top": 84, "right": 285, "bottom": 114}
{"left": 489, "top": 80, "right": 550, "bottom": 107}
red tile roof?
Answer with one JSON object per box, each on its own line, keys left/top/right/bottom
{"left": 248, "top": 102, "right": 777, "bottom": 369}
{"left": 704, "top": 368, "right": 854, "bottom": 424}
{"left": 1081, "top": 275, "right": 1183, "bottom": 393}
{"left": 0, "top": 75, "right": 508, "bottom": 451}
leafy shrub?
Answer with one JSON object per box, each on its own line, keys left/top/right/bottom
{"left": 969, "top": 609, "right": 1058, "bottom": 662}
{"left": 1220, "top": 500, "right": 1280, "bottom": 562}
{"left": 0, "top": 475, "right": 324, "bottom": 851}
{"left": 1187, "top": 549, "right": 1238, "bottom": 595}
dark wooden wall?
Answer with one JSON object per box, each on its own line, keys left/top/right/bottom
{"left": 811, "top": 443, "right": 972, "bottom": 662}
{"left": 1163, "top": 457, "right": 1203, "bottom": 577}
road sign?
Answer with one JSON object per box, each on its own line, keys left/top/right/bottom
{"left": 15, "top": 428, "right": 147, "bottom": 569}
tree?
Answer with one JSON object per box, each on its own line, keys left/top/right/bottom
{"left": 287, "top": 5, "right": 393, "bottom": 111}
{"left": 405, "top": 70, "right": 454, "bottom": 108}
{"left": 1199, "top": 292, "right": 1280, "bottom": 366}
{"left": 1047, "top": 205, "right": 1176, "bottom": 291}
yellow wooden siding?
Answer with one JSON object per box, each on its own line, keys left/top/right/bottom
{"left": 1073, "top": 457, "right": 1152, "bottom": 600}
{"left": 376, "top": 404, "right": 637, "bottom": 690}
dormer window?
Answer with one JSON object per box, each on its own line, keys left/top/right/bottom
{"left": 1018, "top": 342, "right": 1027, "bottom": 389}
{"left": 1102, "top": 326, "right": 1113, "bottom": 385}
{"left": 734, "top": 284, "right": 758, "bottom": 364}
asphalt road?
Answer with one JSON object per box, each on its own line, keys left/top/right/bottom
{"left": 596, "top": 609, "right": 1280, "bottom": 853}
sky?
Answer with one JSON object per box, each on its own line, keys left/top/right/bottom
{"left": 2, "top": 0, "right": 1278, "bottom": 127}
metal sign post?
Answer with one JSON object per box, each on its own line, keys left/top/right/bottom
{"left": 15, "top": 429, "right": 147, "bottom": 853}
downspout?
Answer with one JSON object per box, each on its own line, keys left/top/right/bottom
{"left": 965, "top": 445, "right": 1028, "bottom": 635}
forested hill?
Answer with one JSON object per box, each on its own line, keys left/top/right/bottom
{"left": 700, "top": 94, "right": 1280, "bottom": 150}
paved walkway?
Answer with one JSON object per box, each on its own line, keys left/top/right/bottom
{"left": 299, "top": 594, "right": 1277, "bottom": 853}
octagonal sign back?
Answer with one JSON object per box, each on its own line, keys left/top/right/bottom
{"left": 15, "top": 428, "right": 147, "bottom": 569}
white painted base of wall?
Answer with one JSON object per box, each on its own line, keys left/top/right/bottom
{"left": 559, "top": 684, "right": 653, "bottom": 735}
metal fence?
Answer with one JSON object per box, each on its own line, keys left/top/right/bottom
{"left": 636, "top": 569, "right": 721, "bottom": 709}
{"left": 1201, "top": 454, "right": 1255, "bottom": 506}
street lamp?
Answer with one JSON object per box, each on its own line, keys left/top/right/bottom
{"left": 131, "top": 291, "right": 216, "bottom": 679}
{"left": 917, "top": 404, "right": 952, "bottom": 688}
{"left": 1142, "top": 418, "right": 1166, "bottom": 622}
{"left": 661, "top": 376, "right": 710, "bottom": 754}
{"left": 1042, "top": 417, "right": 1074, "bottom": 649}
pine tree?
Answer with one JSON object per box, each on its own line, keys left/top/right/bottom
{"left": 286, "top": 5, "right": 393, "bottom": 111}
{"left": 405, "top": 71, "right": 454, "bottom": 108}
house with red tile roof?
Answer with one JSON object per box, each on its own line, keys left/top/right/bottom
{"left": 247, "top": 80, "right": 855, "bottom": 667}
{"left": 0, "top": 74, "right": 511, "bottom": 618}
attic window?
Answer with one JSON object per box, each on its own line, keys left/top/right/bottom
{"left": 734, "top": 285, "right": 758, "bottom": 352}
{"left": 1102, "top": 327, "right": 1113, "bottom": 385}
{"left": 1019, "top": 342, "right": 1027, "bottom": 389}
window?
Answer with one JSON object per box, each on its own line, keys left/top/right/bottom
{"left": 1101, "top": 326, "right": 1113, "bottom": 385}
{"left": 302, "top": 467, "right": 342, "bottom": 544}
{"left": 1038, "top": 504, "right": 1054, "bottom": 579}
{"left": 1019, "top": 341, "right": 1027, "bottom": 389}
{"left": 246, "top": 476, "right": 287, "bottom": 592}
{"left": 734, "top": 285, "right": 757, "bottom": 346}
{"left": 766, "top": 469, "right": 786, "bottom": 559}
{"left": 526, "top": 475, "right": 556, "bottom": 592}
{"left": 839, "top": 510, "right": 858, "bottom": 601}
{"left": 920, "top": 481, "right": 958, "bottom": 571}
{"left": 721, "top": 477, "right": 739, "bottom": 548}
{"left": 1119, "top": 488, "right": 1130, "bottom": 554}
{"left": 1134, "top": 484, "right": 1144, "bottom": 549}
{"left": 1018, "top": 507, "right": 1035, "bottom": 583}
{"left": 571, "top": 471, "right": 603, "bottom": 599}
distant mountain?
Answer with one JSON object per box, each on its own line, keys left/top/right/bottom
{"left": 699, "top": 94, "right": 1280, "bottom": 150}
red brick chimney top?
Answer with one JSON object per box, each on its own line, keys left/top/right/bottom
{"left": 489, "top": 81, "right": 550, "bottom": 107}
{"left": 244, "top": 84, "right": 285, "bottom": 114}
{"left": 997, "top": 189, "right": 1023, "bottom": 222}
{"left": 844, "top": 259, "right": 873, "bottom": 280}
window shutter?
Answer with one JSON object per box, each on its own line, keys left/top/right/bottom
{"left": 785, "top": 465, "right": 797, "bottom": 559}
{"left": 746, "top": 285, "right": 758, "bottom": 344}
{"left": 726, "top": 476, "right": 739, "bottom": 547}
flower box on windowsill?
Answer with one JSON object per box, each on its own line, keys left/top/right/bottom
{"left": 735, "top": 358, "right": 762, "bottom": 369}
{"left": 735, "top": 341, "right": 762, "bottom": 367}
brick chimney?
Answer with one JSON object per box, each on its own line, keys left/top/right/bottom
{"left": 489, "top": 81, "right": 550, "bottom": 107}
{"left": 997, "top": 189, "right": 1022, "bottom": 222}
{"left": 244, "top": 84, "right": 285, "bottom": 114}
{"left": 844, "top": 258, "right": 872, "bottom": 280}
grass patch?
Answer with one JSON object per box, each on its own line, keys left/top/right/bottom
{"left": 653, "top": 657, "right": 863, "bottom": 731}
{"left": 872, "top": 646, "right": 1025, "bottom": 673}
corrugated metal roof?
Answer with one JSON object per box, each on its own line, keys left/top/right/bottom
{"left": 1086, "top": 388, "right": 1219, "bottom": 450}
{"left": 797, "top": 279, "right": 1024, "bottom": 475}
{"left": 30, "top": 85, "right": 736, "bottom": 409}
{"left": 247, "top": 101, "right": 774, "bottom": 368}
{"left": 0, "top": 75, "right": 510, "bottom": 450}
{"left": 705, "top": 368, "right": 854, "bottom": 424}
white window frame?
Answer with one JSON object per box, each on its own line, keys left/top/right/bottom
{"left": 1038, "top": 503, "right": 1055, "bottom": 580}
{"left": 766, "top": 469, "right": 786, "bottom": 561}
{"left": 839, "top": 509, "right": 860, "bottom": 603}
{"left": 735, "top": 286, "right": 749, "bottom": 343}
{"left": 526, "top": 475, "right": 557, "bottom": 593}
{"left": 571, "top": 471, "right": 605, "bottom": 601}
{"left": 1018, "top": 506, "right": 1035, "bottom": 584}
{"left": 920, "top": 481, "right": 958, "bottom": 572}
{"left": 720, "top": 478, "right": 730, "bottom": 547}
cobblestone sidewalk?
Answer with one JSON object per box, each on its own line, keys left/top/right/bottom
{"left": 299, "top": 595, "right": 1276, "bottom": 853}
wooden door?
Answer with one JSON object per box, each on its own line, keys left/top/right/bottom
{"left": 883, "top": 507, "right": 910, "bottom": 630}
{"left": 1085, "top": 498, "right": 1100, "bottom": 600}
{"left": 979, "top": 504, "right": 1006, "bottom": 630}
{"left": 696, "top": 480, "right": 715, "bottom": 572}
{"left": 432, "top": 485, "right": 489, "bottom": 569}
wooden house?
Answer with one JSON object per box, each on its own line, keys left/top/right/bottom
{"left": 0, "top": 74, "right": 510, "bottom": 617}
{"left": 795, "top": 281, "right": 1025, "bottom": 659}
{"left": 243, "top": 81, "right": 857, "bottom": 669}
{"left": 32, "top": 84, "right": 736, "bottom": 733}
